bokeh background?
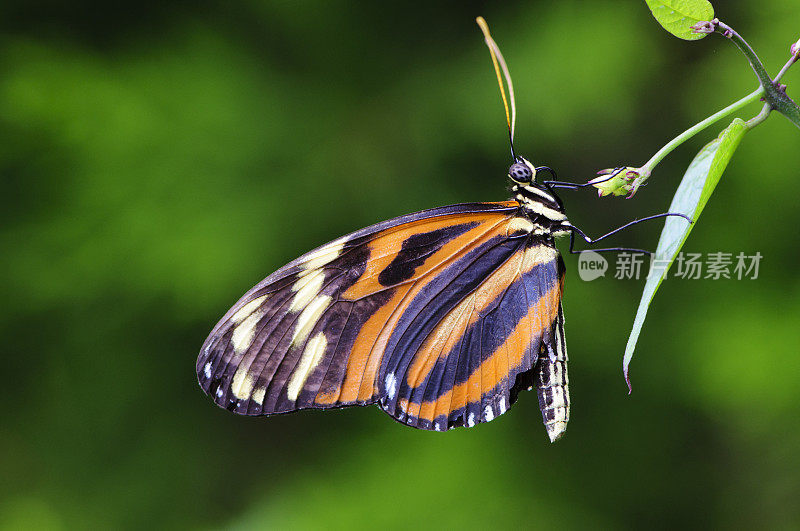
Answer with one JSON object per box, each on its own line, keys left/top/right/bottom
{"left": 2, "top": 1, "right": 799, "bottom": 529}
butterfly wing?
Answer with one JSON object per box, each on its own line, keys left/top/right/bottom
{"left": 384, "top": 236, "right": 566, "bottom": 431}
{"left": 197, "top": 201, "right": 566, "bottom": 433}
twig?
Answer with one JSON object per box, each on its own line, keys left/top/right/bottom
{"left": 714, "top": 21, "right": 800, "bottom": 129}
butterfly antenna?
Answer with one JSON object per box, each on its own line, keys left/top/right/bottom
{"left": 477, "top": 17, "right": 517, "bottom": 161}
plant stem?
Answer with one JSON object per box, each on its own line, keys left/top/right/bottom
{"left": 746, "top": 102, "right": 772, "bottom": 129}
{"left": 774, "top": 55, "right": 797, "bottom": 83}
{"left": 640, "top": 51, "right": 799, "bottom": 176}
{"left": 716, "top": 22, "right": 774, "bottom": 92}
{"left": 641, "top": 87, "right": 764, "bottom": 173}
{"left": 716, "top": 21, "right": 800, "bottom": 129}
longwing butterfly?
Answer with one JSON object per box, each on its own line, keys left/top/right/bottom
{"left": 197, "top": 18, "right": 574, "bottom": 441}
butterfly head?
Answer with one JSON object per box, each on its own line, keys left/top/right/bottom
{"left": 507, "top": 157, "right": 536, "bottom": 185}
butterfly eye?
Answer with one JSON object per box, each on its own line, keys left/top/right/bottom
{"left": 508, "top": 163, "right": 533, "bottom": 183}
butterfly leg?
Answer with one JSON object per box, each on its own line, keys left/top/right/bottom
{"left": 564, "top": 212, "right": 693, "bottom": 255}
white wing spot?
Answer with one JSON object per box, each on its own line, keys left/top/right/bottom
{"left": 215, "top": 386, "right": 223, "bottom": 398}
{"left": 252, "top": 386, "right": 266, "bottom": 405}
{"left": 287, "top": 333, "right": 328, "bottom": 401}
{"left": 498, "top": 396, "right": 507, "bottom": 415}
{"left": 467, "top": 412, "right": 476, "bottom": 427}
{"left": 230, "top": 294, "right": 269, "bottom": 324}
{"left": 385, "top": 373, "right": 397, "bottom": 401}
{"left": 290, "top": 269, "right": 325, "bottom": 312}
{"left": 301, "top": 240, "right": 345, "bottom": 272}
{"left": 291, "top": 295, "right": 332, "bottom": 347}
{"left": 203, "top": 362, "right": 212, "bottom": 379}
{"left": 231, "top": 308, "right": 266, "bottom": 354}
{"left": 484, "top": 405, "right": 495, "bottom": 422}
{"left": 231, "top": 365, "right": 256, "bottom": 400}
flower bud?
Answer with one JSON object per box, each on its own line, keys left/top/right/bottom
{"left": 690, "top": 20, "right": 716, "bottom": 35}
{"left": 791, "top": 38, "right": 800, "bottom": 58}
{"left": 589, "top": 167, "right": 639, "bottom": 197}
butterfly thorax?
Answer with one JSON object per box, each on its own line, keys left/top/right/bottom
{"left": 507, "top": 158, "right": 571, "bottom": 238}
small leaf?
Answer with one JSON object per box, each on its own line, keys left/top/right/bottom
{"left": 623, "top": 118, "right": 747, "bottom": 390}
{"left": 645, "top": 0, "right": 715, "bottom": 40}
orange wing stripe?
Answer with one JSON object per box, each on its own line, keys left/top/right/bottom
{"left": 414, "top": 276, "right": 562, "bottom": 422}
{"left": 318, "top": 212, "right": 513, "bottom": 405}
{"left": 404, "top": 243, "right": 538, "bottom": 389}
{"left": 403, "top": 247, "right": 525, "bottom": 420}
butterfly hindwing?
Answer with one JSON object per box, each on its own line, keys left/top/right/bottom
{"left": 381, "top": 238, "right": 565, "bottom": 430}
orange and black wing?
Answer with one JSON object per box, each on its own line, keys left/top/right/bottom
{"left": 197, "top": 201, "right": 566, "bottom": 432}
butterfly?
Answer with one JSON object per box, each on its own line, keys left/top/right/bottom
{"left": 197, "top": 157, "right": 572, "bottom": 441}
{"left": 196, "top": 18, "right": 662, "bottom": 442}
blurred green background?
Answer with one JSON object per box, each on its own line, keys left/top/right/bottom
{"left": 2, "top": 1, "right": 799, "bottom": 529}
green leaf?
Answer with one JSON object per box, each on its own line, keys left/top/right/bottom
{"left": 623, "top": 118, "right": 747, "bottom": 390}
{"left": 644, "top": 0, "right": 715, "bottom": 40}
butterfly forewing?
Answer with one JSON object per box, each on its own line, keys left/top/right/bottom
{"left": 197, "top": 200, "right": 568, "bottom": 432}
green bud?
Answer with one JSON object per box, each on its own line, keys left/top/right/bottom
{"left": 589, "top": 167, "right": 639, "bottom": 197}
